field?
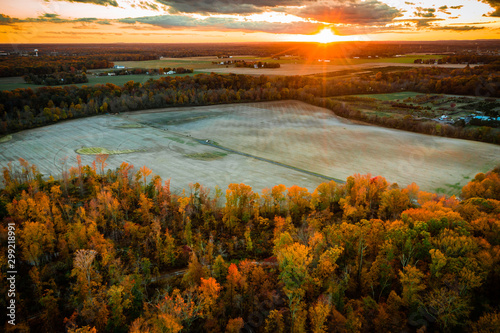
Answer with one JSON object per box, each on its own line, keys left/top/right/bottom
{"left": 0, "top": 55, "right": 472, "bottom": 91}
{"left": 0, "top": 72, "right": 208, "bottom": 91}
{"left": 1, "top": 101, "right": 498, "bottom": 195}
{"left": 112, "top": 55, "right": 470, "bottom": 77}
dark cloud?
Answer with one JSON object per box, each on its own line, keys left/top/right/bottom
{"left": 293, "top": 0, "right": 403, "bottom": 25}
{"left": 1, "top": 13, "right": 112, "bottom": 25}
{"left": 155, "top": 0, "right": 302, "bottom": 15}
{"left": 481, "top": 0, "right": 500, "bottom": 16}
{"left": 0, "top": 14, "right": 21, "bottom": 25}
{"left": 450, "top": 5, "right": 464, "bottom": 9}
{"left": 397, "top": 18, "right": 444, "bottom": 27}
{"left": 438, "top": 5, "right": 450, "bottom": 14}
{"left": 431, "top": 25, "right": 485, "bottom": 31}
{"left": 43, "top": 13, "right": 59, "bottom": 18}
{"left": 483, "top": 0, "right": 500, "bottom": 16}
{"left": 414, "top": 7, "right": 436, "bottom": 18}
{"left": 54, "top": 0, "right": 119, "bottom": 7}
{"left": 119, "top": 14, "right": 324, "bottom": 34}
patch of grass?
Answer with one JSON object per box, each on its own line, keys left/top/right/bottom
{"left": 185, "top": 152, "right": 228, "bottom": 160}
{"left": 0, "top": 134, "right": 12, "bottom": 143}
{"left": 166, "top": 136, "right": 197, "bottom": 146}
{"left": 76, "top": 147, "right": 139, "bottom": 155}
{"left": 167, "top": 137, "right": 185, "bottom": 144}
{"left": 435, "top": 187, "right": 447, "bottom": 194}
{"left": 354, "top": 92, "right": 424, "bottom": 101}
{"left": 445, "top": 182, "right": 462, "bottom": 190}
{"left": 116, "top": 123, "right": 145, "bottom": 128}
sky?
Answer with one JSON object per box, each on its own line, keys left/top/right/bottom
{"left": 0, "top": 0, "right": 499, "bottom": 43}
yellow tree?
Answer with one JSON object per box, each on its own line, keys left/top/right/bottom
{"left": 140, "top": 165, "right": 152, "bottom": 190}
{"left": 277, "top": 241, "right": 312, "bottom": 332}
{"left": 19, "top": 221, "right": 55, "bottom": 266}
{"left": 223, "top": 183, "right": 257, "bottom": 233}
{"left": 311, "top": 180, "right": 339, "bottom": 211}
{"left": 399, "top": 265, "right": 425, "bottom": 308}
{"left": 286, "top": 185, "right": 311, "bottom": 221}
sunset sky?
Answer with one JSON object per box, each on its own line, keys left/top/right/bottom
{"left": 0, "top": 0, "right": 499, "bottom": 43}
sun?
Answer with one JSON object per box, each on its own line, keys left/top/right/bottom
{"left": 314, "top": 28, "right": 338, "bottom": 43}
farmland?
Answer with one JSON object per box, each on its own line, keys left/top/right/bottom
{"left": 1, "top": 100, "right": 495, "bottom": 195}
{"left": 0, "top": 71, "right": 208, "bottom": 91}
{"left": 0, "top": 55, "right": 473, "bottom": 91}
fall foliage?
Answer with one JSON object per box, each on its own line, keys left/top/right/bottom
{"left": 1, "top": 159, "right": 500, "bottom": 332}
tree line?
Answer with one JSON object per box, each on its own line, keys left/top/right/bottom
{"left": 0, "top": 158, "right": 499, "bottom": 332}
{"left": 0, "top": 56, "right": 113, "bottom": 77}
{"left": 23, "top": 72, "right": 88, "bottom": 86}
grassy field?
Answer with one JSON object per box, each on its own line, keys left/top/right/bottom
{"left": 1, "top": 100, "right": 497, "bottom": 194}
{"left": 0, "top": 71, "right": 209, "bottom": 91}
{"left": 353, "top": 92, "right": 424, "bottom": 101}
{"left": 336, "top": 92, "right": 500, "bottom": 124}
{"left": 114, "top": 59, "right": 215, "bottom": 70}
{"left": 185, "top": 152, "right": 228, "bottom": 160}
{"left": 76, "top": 147, "right": 141, "bottom": 155}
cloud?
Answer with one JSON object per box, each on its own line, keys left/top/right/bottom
{"left": 414, "top": 7, "right": 436, "bottom": 18}
{"left": 292, "top": 0, "right": 403, "bottom": 25}
{"left": 438, "top": 5, "right": 450, "bottom": 14}
{"left": 53, "top": 0, "right": 119, "bottom": 7}
{"left": 450, "top": 5, "right": 464, "bottom": 9}
{"left": 0, "top": 14, "right": 21, "bottom": 25}
{"left": 119, "top": 14, "right": 324, "bottom": 34}
{"left": 0, "top": 13, "right": 112, "bottom": 26}
{"left": 156, "top": 0, "right": 302, "bottom": 15}
{"left": 431, "top": 25, "right": 485, "bottom": 31}
{"left": 481, "top": 1, "right": 500, "bottom": 16}
{"left": 397, "top": 18, "right": 444, "bottom": 27}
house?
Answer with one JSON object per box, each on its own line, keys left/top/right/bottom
{"left": 114, "top": 65, "right": 125, "bottom": 69}
{"left": 166, "top": 70, "right": 176, "bottom": 75}
{"left": 107, "top": 73, "right": 116, "bottom": 76}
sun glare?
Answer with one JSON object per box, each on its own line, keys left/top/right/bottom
{"left": 314, "top": 28, "right": 338, "bottom": 43}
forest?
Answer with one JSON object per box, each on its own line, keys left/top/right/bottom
{"left": 1, "top": 62, "right": 499, "bottom": 144}
{"left": 0, "top": 157, "right": 499, "bottom": 332}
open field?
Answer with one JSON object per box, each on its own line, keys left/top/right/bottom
{"left": 1, "top": 101, "right": 498, "bottom": 195}
{"left": 206, "top": 62, "right": 474, "bottom": 76}
{"left": 123, "top": 100, "right": 500, "bottom": 195}
{"left": 0, "top": 109, "right": 329, "bottom": 194}
{"left": 0, "top": 72, "right": 208, "bottom": 91}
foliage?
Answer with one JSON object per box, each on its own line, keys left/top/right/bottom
{"left": 1, "top": 159, "right": 499, "bottom": 332}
